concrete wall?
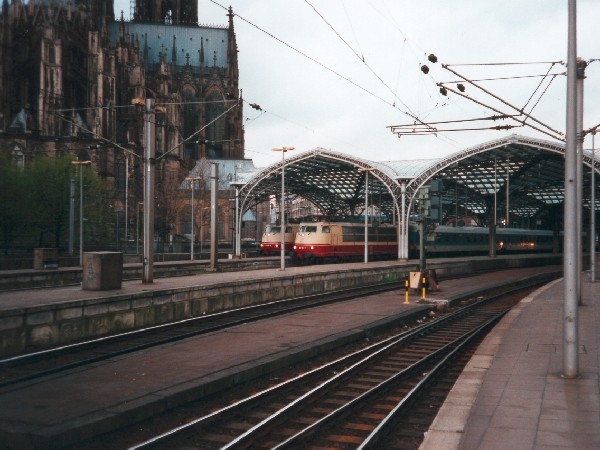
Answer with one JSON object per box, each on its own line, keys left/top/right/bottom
{"left": 0, "top": 255, "right": 562, "bottom": 357}
{"left": 0, "top": 264, "right": 407, "bottom": 356}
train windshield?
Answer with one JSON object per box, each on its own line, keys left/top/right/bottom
{"left": 265, "top": 226, "right": 280, "bottom": 234}
{"left": 299, "top": 225, "right": 318, "bottom": 233}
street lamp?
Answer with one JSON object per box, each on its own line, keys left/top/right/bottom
{"left": 185, "top": 176, "right": 202, "bottom": 260}
{"left": 358, "top": 167, "right": 374, "bottom": 264}
{"left": 272, "top": 146, "right": 295, "bottom": 270}
{"left": 72, "top": 148, "right": 92, "bottom": 266}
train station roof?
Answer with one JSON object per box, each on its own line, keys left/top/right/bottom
{"left": 236, "top": 134, "right": 600, "bottom": 226}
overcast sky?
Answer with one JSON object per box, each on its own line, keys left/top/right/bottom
{"left": 114, "top": 0, "right": 600, "bottom": 167}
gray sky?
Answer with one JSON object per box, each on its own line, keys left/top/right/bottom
{"left": 114, "top": 1, "right": 600, "bottom": 167}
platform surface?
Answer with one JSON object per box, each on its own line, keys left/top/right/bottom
{"left": 421, "top": 276, "right": 600, "bottom": 449}
{"left": 2, "top": 261, "right": 595, "bottom": 449}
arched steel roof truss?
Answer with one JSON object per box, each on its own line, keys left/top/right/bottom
{"left": 238, "top": 149, "right": 403, "bottom": 222}
{"left": 403, "top": 135, "right": 592, "bottom": 220}
{"left": 231, "top": 135, "right": 600, "bottom": 260}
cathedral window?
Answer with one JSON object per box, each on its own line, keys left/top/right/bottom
{"left": 206, "top": 93, "right": 225, "bottom": 158}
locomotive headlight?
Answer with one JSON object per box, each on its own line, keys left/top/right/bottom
{"left": 310, "top": 246, "right": 315, "bottom": 250}
{"left": 293, "top": 245, "right": 297, "bottom": 250}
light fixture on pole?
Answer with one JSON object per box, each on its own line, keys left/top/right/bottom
{"left": 272, "top": 146, "right": 295, "bottom": 270}
{"left": 358, "top": 167, "right": 374, "bottom": 264}
{"left": 185, "top": 176, "right": 201, "bottom": 260}
{"left": 72, "top": 148, "right": 92, "bottom": 266}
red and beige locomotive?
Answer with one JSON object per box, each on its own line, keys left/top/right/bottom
{"left": 258, "top": 224, "right": 299, "bottom": 256}
{"left": 292, "top": 221, "right": 397, "bottom": 263}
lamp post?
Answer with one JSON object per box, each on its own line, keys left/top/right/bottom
{"left": 358, "top": 167, "right": 374, "bottom": 264}
{"left": 185, "top": 176, "right": 201, "bottom": 260}
{"left": 272, "top": 146, "right": 295, "bottom": 270}
{"left": 72, "top": 148, "right": 92, "bottom": 266}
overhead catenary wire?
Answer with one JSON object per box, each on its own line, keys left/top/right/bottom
{"left": 303, "top": 0, "right": 419, "bottom": 120}
{"left": 156, "top": 100, "right": 241, "bottom": 161}
{"left": 207, "top": 0, "right": 434, "bottom": 131}
{"left": 441, "top": 63, "right": 565, "bottom": 139}
{"left": 433, "top": 83, "right": 563, "bottom": 141}
{"left": 444, "top": 60, "right": 564, "bottom": 67}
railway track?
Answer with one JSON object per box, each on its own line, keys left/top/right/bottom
{"left": 125, "top": 289, "right": 528, "bottom": 450}
{"left": 0, "top": 281, "right": 408, "bottom": 387}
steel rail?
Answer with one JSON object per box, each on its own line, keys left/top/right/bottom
{"left": 127, "top": 287, "right": 527, "bottom": 449}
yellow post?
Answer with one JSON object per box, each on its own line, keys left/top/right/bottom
{"left": 403, "top": 277, "right": 410, "bottom": 304}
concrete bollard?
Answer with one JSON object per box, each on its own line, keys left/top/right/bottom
{"left": 82, "top": 252, "right": 123, "bottom": 290}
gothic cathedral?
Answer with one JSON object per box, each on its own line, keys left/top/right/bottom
{"left": 0, "top": 0, "right": 247, "bottom": 245}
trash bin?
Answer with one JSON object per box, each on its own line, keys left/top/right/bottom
{"left": 82, "top": 252, "right": 123, "bottom": 290}
{"left": 33, "top": 248, "right": 59, "bottom": 270}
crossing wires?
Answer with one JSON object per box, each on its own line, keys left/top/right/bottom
{"left": 388, "top": 55, "right": 566, "bottom": 141}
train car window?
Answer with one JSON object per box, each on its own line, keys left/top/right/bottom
{"left": 266, "top": 226, "right": 280, "bottom": 234}
{"left": 321, "top": 226, "right": 330, "bottom": 233}
{"left": 300, "top": 225, "right": 317, "bottom": 233}
{"left": 285, "top": 226, "right": 293, "bottom": 233}
{"left": 342, "top": 226, "right": 360, "bottom": 242}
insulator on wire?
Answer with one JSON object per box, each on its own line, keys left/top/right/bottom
{"left": 421, "top": 64, "right": 429, "bottom": 74}
{"left": 428, "top": 53, "right": 438, "bottom": 63}
{"left": 457, "top": 83, "right": 465, "bottom": 92}
{"left": 439, "top": 86, "right": 448, "bottom": 96}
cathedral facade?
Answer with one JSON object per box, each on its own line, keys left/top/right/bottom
{"left": 0, "top": 0, "right": 251, "bottom": 249}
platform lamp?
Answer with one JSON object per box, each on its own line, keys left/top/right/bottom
{"left": 358, "top": 167, "right": 374, "bottom": 264}
{"left": 72, "top": 148, "right": 92, "bottom": 266}
{"left": 185, "top": 176, "right": 202, "bottom": 260}
{"left": 272, "top": 146, "right": 295, "bottom": 270}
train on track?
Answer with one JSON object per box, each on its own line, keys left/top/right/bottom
{"left": 258, "top": 224, "right": 299, "bottom": 256}
{"left": 260, "top": 221, "right": 559, "bottom": 264}
{"left": 415, "top": 225, "right": 556, "bottom": 257}
{"left": 292, "top": 221, "right": 398, "bottom": 263}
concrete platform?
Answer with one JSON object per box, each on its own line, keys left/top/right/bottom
{"left": 0, "top": 255, "right": 562, "bottom": 357}
{"left": 421, "top": 277, "right": 600, "bottom": 450}
{"left": 0, "top": 262, "right": 564, "bottom": 448}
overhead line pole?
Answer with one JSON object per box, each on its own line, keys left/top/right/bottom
{"left": 576, "top": 58, "right": 587, "bottom": 304}
{"left": 563, "top": 0, "right": 578, "bottom": 379}
{"left": 592, "top": 130, "right": 597, "bottom": 282}
{"left": 142, "top": 99, "right": 155, "bottom": 284}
